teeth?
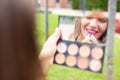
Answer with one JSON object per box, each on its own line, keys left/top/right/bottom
{"left": 86, "top": 29, "right": 97, "bottom": 35}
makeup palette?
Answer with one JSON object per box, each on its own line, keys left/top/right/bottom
{"left": 54, "top": 39, "right": 105, "bottom": 73}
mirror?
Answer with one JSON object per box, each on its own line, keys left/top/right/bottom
{"left": 55, "top": 15, "right": 107, "bottom": 73}
{"left": 58, "top": 14, "right": 108, "bottom": 44}
{"left": 58, "top": 16, "right": 76, "bottom": 40}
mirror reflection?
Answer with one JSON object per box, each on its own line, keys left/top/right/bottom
{"left": 59, "top": 13, "right": 108, "bottom": 44}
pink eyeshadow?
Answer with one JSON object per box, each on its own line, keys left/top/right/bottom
{"left": 89, "top": 59, "right": 102, "bottom": 72}
{"left": 79, "top": 45, "right": 90, "bottom": 57}
{"left": 55, "top": 53, "right": 65, "bottom": 64}
{"left": 66, "top": 55, "right": 77, "bottom": 67}
{"left": 57, "top": 42, "right": 67, "bottom": 53}
{"left": 91, "top": 47, "right": 103, "bottom": 59}
{"left": 68, "top": 43, "right": 78, "bottom": 55}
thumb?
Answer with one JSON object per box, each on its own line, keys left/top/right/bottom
{"left": 54, "top": 28, "right": 62, "bottom": 43}
{"left": 91, "top": 35, "right": 98, "bottom": 44}
{"left": 46, "top": 28, "right": 62, "bottom": 44}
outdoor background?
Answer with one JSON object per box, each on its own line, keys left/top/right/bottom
{"left": 35, "top": 0, "right": 120, "bottom": 80}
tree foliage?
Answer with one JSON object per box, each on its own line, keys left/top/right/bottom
{"left": 71, "top": 0, "right": 80, "bottom": 10}
{"left": 72, "top": 0, "right": 120, "bottom": 12}
{"left": 117, "top": 0, "right": 120, "bottom": 12}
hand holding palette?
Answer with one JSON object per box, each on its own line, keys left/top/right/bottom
{"left": 54, "top": 39, "right": 105, "bottom": 73}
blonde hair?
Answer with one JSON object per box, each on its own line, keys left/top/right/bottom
{"left": 69, "top": 18, "right": 81, "bottom": 40}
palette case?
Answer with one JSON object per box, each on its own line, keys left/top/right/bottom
{"left": 53, "top": 39, "right": 105, "bottom": 73}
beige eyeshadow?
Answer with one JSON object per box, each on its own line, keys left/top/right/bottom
{"left": 89, "top": 59, "right": 102, "bottom": 72}
{"left": 57, "top": 42, "right": 67, "bottom": 53}
{"left": 79, "top": 45, "right": 90, "bottom": 57}
{"left": 55, "top": 53, "right": 65, "bottom": 64}
{"left": 68, "top": 43, "right": 78, "bottom": 55}
{"left": 91, "top": 47, "right": 103, "bottom": 59}
{"left": 77, "top": 57, "right": 89, "bottom": 69}
{"left": 66, "top": 55, "right": 77, "bottom": 67}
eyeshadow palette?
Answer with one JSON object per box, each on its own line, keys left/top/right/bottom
{"left": 54, "top": 39, "right": 105, "bottom": 73}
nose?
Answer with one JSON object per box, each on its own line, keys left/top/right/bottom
{"left": 89, "top": 19, "right": 98, "bottom": 29}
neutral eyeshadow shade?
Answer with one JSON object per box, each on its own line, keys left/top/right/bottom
{"left": 77, "top": 57, "right": 89, "bottom": 69}
{"left": 89, "top": 59, "right": 102, "bottom": 72}
{"left": 55, "top": 53, "right": 65, "bottom": 64}
{"left": 91, "top": 47, "right": 103, "bottom": 59}
{"left": 57, "top": 42, "right": 67, "bottom": 53}
{"left": 66, "top": 55, "right": 77, "bottom": 67}
{"left": 79, "top": 45, "right": 90, "bottom": 57}
{"left": 68, "top": 43, "right": 78, "bottom": 55}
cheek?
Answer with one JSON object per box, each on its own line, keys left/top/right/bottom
{"left": 99, "top": 23, "right": 107, "bottom": 34}
{"left": 81, "top": 19, "right": 89, "bottom": 27}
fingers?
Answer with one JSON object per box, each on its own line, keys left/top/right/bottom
{"left": 40, "top": 28, "right": 62, "bottom": 58}
{"left": 81, "top": 35, "right": 98, "bottom": 44}
{"left": 52, "top": 28, "right": 62, "bottom": 43}
{"left": 81, "top": 34, "right": 91, "bottom": 43}
{"left": 91, "top": 35, "right": 98, "bottom": 44}
{"left": 39, "top": 28, "right": 62, "bottom": 74}
{"left": 44, "top": 28, "right": 62, "bottom": 45}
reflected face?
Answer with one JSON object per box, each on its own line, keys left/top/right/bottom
{"left": 80, "top": 17, "right": 108, "bottom": 39}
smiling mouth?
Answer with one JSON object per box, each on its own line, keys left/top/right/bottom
{"left": 86, "top": 28, "right": 98, "bottom": 35}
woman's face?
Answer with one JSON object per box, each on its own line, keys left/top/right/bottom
{"left": 80, "top": 17, "right": 108, "bottom": 39}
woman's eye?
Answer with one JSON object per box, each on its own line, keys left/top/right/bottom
{"left": 98, "top": 18, "right": 108, "bottom": 23}
{"left": 87, "top": 17, "right": 92, "bottom": 19}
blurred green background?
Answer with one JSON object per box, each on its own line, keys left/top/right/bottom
{"left": 72, "top": 0, "right": 120, "bottom": 11}
{"left": 36, "top": 12, "right": 120, "bottom": 80}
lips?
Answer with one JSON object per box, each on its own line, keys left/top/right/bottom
{"left": 86, "top": 28, "right": 98, "bottom": 35}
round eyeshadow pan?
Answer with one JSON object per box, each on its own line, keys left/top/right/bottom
{"left": 57, "top": 42, "right": 67, "bottom": 53}
{"left": 79, "top": 45, "right": 90, "bottom": 57}
{"left": 68, "top": 43, "right": 78, "bottom": 55}
{"left": 89, "top": 59, "right": 102, "bottom": 72}
{"left": 77, "top": 57, "right": 89, "bottom": 69}
{"left": 91, "top": 47, "right": 103, "bottom": 60}
{"left": 66, "top": 55, "right": 77, "bottom": 67}
{"left": 55, "top": 53, "right": 65, "bottom": 64}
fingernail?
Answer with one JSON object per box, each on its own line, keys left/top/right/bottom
{"left": 91, "top": 35, "right": 95, "bottom": 38}
{"left": 87, "top": 34, "right": 91, "bottom": 37}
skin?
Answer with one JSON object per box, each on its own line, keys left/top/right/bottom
{"left": 38, "top": 13, "right": 108, "bottom": 80}
{"left": 77, "top": 17, "right": 108, "bottom": 43}
{"left": 39, "top": 28, "right": 61, "bottom": 80}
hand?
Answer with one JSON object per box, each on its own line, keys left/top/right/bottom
{"left": 81, "top": 35, "right": 98, "bottom": 44}
{"left": 39, "top": 28, "right": 61, "bottom": 78}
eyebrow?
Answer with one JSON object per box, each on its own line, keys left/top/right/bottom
{"left": 85, "top": 17, "right": 108, "bottom": 21}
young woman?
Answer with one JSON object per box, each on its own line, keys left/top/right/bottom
{"left": 0, "top": 0, "right": 61, "bottom": 80}
{"left": 39, "top": 12, "right": 108, "bottom": 80}
{"left": 0, "top": 0, "right": 108, "bottom": 80}
{"left": 70, "top": 12, "right": 108, "bottom": 44}
{"left": 39, "top": 28, "right": 61, "bottom": 80}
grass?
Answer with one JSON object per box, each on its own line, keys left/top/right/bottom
{"left": 36, "top": 12, "right": 59, "bottom": 51}
{"left": 36, "top": 12, "right": 120, "bottom": 80}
